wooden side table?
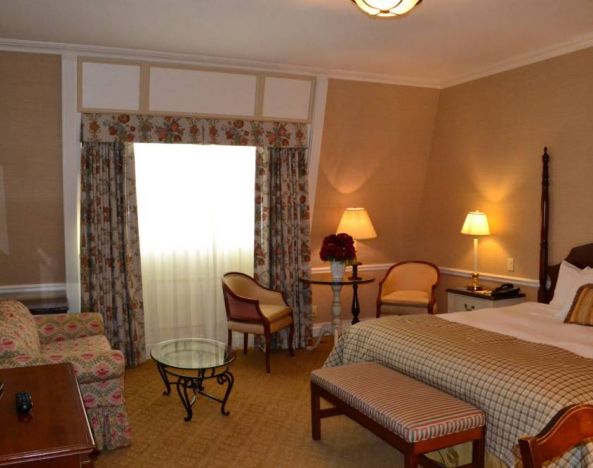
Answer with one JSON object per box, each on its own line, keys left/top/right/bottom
{"left": 446, "top": 288, "right": 526, "bottom": 313}
{"left": 0, "top": 363, "right": 95, "bottom": 467}
{"left": 301, "top": 274, "right": 374, "bottom": 349}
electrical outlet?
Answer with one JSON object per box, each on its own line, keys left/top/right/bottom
{"left": 506, "top": 257, "right": 515, "bottom": 272}
{"left": 311, "top": 305, "right": 318, "bottom": 318}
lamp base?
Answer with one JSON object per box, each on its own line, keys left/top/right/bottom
{"left": 466, "top": 272, "right": 484, "bottom": 291}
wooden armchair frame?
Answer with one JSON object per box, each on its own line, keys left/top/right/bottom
{"left": 222, "top": 272, "right": 294, "bottom": 373}
{"left": 376, "top": 261, "right": 440, "bottom": 317}
{"left": 519, "top": 404, "right": 593, "bottom": 468}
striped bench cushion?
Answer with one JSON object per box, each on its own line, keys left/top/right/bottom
{"left": 311, "top": 362, "right": 485, "bottom": 443}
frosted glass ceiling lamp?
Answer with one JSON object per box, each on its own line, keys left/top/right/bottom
{"left": 337, "top": 207, "right": 377, "bottom": 279}
{"left": 352, "top": 0, "right": 423, "bottom": 18}
{"left": 461, "top": 210, "right": 491, "bottom": 291}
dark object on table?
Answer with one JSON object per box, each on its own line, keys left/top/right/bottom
{"left": 491, "top": 283, "right": 521, "bottom": 298}
{"left": 15, "top": 391, "right": 33, "bottom": 414}
{"left": 348, "top": 262, "right": 361, "bottom": 280}
{"left": 20, "top": 297, "right": 69, "bottom": 315}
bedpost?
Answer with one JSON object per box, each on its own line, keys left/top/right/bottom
{"left": 538, "top": 147, "right": 550, "bottom": 303}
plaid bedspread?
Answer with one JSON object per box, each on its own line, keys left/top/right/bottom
{"left": 324, "top": 315, "right": 593, "bottom": 467}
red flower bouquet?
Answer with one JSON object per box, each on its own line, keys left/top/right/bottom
{"left": 319, "top": 233, "right": 356, "bottom": 263}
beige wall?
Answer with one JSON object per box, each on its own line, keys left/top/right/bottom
{"left": 311, "top": 79, "right": 440, "bottom": 268}
{"left": 1, "top": 46, "right": 592, "bottom": 321}
{"left": 310, "top": 79, "right": 440, "bottom": 322}
{"left": 414, "top": 47, "right": 593, "bottom": 282}
{"left": 0, "top": 51, "right": 64, "bottom": 286}
{"left": 312, "top": 48, "right": 593, "bottom": 323}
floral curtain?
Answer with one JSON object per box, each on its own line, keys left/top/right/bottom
{"left": 80, "top": 113, "right": 312, "bottom": 351}
{"left": 81, "top": 113, "right": 308, "bottom": 147}
{"left": 254, "top": 147, "right": 313, "bottom": 349}
{"left": 80, "top": 141, "right": 146, "bottom": 366}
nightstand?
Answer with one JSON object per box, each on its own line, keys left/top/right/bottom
{"left": 446, "top": 288, "right": 525, "bottom": 313}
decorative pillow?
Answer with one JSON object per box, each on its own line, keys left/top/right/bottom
{"left": 550, "top": 261, "right": 582, "bottom": 308}
{"left": 564, "top": 284, "right": 593, "bottom": 326}
{"left": 557, "top": 267, "right": 593, "bottom": 319}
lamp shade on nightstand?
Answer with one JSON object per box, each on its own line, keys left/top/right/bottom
{"left": 461, "top": 210, "right": 490, "bottom": 291}
{"left": 461, "top": 211, "right": 490, "bottom": 236}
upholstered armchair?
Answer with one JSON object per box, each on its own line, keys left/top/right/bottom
{"left": 222, "top": 272, "right": 294, "bottom": 373}
{"left": 376, "top": 261, "right": 440, "bottom": 316}
{"left": 0, "top": 300, "right": 130, "bottom": 450}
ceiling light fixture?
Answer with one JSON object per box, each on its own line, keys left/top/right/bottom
{"left": 352, "top": 0, "right": 423, "bottom": 18}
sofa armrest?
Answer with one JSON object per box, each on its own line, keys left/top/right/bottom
{"left": 0, "top": 354, "right": 53, "bottom": 369}
{"left": 1, "top": 349, "right": 125, "bottom": 384}
{"left": 34, "top": 312, "right": 105, "bottom": 344}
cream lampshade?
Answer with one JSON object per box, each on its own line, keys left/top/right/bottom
{"left": 337, "top": 207, "right": 377, "bottom": 279}
{"left": 461, "top": 211, "right": 490, "bottom": 291}
{"left": 336, "top": 207, "right": 377, "bottom": 240}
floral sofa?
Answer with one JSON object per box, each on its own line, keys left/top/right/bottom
{"left": 0, "top": 300, "right": 131, "bottom": 450}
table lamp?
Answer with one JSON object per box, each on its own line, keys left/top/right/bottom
{"left": 336, "top": 207, "right": 377, "bottom": 279}
{"left": 461, "top": 210, "right": 490, "bottom": 291}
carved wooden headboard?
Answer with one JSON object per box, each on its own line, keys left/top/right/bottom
{"left": 537, "top": 147, "right": 593, "bottom": 302}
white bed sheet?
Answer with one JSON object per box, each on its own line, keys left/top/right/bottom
{"left": 441, "top": 301, "right": 593, "bottom": 359}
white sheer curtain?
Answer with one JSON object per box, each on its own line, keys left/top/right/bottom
{"left": 134, "top": 143, "right": 255, "bottom": 350}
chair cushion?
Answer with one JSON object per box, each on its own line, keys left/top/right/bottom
{"left": 382, "top": 290, "right": 429, "bottom": 306}
{"left": 260, "top": 304, "right": 291, "bottom": 322}
{"left": 312, "top": 362, "right": 485, "bottom": 444}
{"left": 228, "top": 314, "right": 293, "bottom": 335}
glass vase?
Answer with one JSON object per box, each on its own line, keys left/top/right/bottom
{"left": 330, "top": 261, "right": 346, "bottom": 280}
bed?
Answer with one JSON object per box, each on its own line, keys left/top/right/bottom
{"left": 324, "top": 149, "right": 593, "bottom": 467}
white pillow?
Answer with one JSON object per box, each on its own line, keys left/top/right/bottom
{"left": 550, "top": 261, "right": 582, "bottom": 308}
{"left": 556, "top": 266, "right": 593, "bottom": 319}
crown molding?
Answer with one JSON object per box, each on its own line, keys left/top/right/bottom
{"left": 325, "top": 70, "right": 440, "bottom": 89}
{"left": 2, "top": 32, "right": 593, "bottom": 92}
{"left": 0, "top": 37, "right": 440, "bottom": 89}
{"left": 442, "top": 30, "right": 593, "bottom": 88}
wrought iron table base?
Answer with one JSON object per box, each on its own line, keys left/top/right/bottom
{"left": 156, "top": 363, "right": 234, "bottom": 421}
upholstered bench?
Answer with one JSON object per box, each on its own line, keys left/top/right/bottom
{"left": 311, "top": 362, "right": 486, "bottom": 468}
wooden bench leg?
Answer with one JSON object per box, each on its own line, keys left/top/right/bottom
{"left": 404, "top": 452, "right": 418, "bottom": 468}
{"left": 311, "top": 383, "right": 321, "bottom": 440}
{"left": 472, "top": 431, "right": 485, "bottom": 468}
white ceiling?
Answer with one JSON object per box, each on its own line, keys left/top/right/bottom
{"left": 2, "top": 0, "right": 593, "bottom": 87}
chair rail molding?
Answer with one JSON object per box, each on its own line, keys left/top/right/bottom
{"left": 0, "top": 283, "right": 67, "bottom": 296}
{"left": 311, "top": 263, "right": 539, "bottom": 288}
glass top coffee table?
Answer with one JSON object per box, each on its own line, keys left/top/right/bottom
{"left": 151, "top": 338, "right": 236, "bottom": 421}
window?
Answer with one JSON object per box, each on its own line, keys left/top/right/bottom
{"left": 134, "top": 143, "right": 255, "bottom": 348}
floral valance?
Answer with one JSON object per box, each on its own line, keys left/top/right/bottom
{"left": 81, "top": 113, "right": 309, "bottom": 148}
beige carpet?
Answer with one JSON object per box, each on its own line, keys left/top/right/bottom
{"left": 95, "top": 338, "right": 406, "bottom": 468}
